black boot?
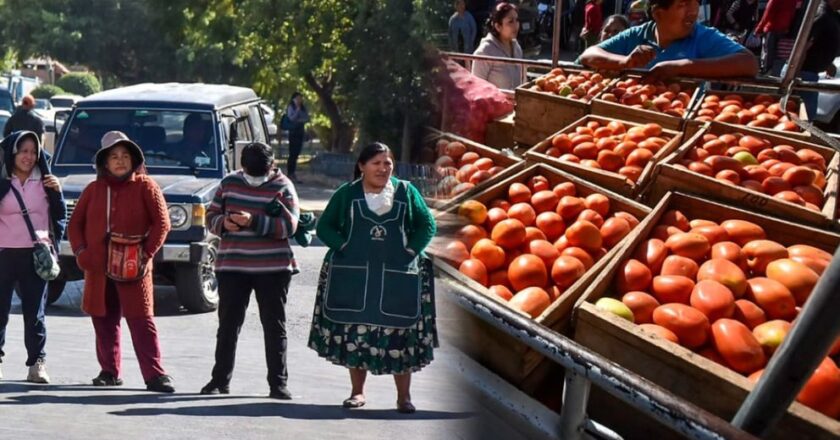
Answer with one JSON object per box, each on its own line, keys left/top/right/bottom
{"left": 146, "top": 374, "right": 175, "bottom": 393}
{"left": 200, "top": 380, "right": 230, "bottom": 395}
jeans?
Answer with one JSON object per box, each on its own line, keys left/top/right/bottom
{"left": 0, "top": 248, "right": 48, "bottom": 366}
{"left": 781, "top": 64, "right": 820, "bottom": 119}
{"left": 211, "top": 271, "right": 292, "bottom": 390}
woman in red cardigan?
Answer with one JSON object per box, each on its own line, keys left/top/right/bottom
{"left": 68, "top": 131, "right": 174, "bottom": 392}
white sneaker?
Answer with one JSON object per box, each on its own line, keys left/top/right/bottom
{"left": 26, "top": 359, "right": 49, "bottom": 384}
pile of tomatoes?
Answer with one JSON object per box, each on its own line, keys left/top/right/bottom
{"left": 675, "top": 130, "right": 829, "bottom": 211}
{"left": 603, "top": 210, "right": 839, "bottom": 418}
{"left": 545, "top": 120, "right": 670, "bottom": 183}
{"left": 693, "top": 93, "right": 801, "bottom": 132}
{"left": 599, "top": 78, "right": 694, "bottom": 117}
{"left": 432, "top": 139, "right": 507, "bottom": 198}
{"left": 530, "top": 68, "right": 611, "bottom": 102}
{"left": 441, "top": 174, "right": 640, "bottom": 319}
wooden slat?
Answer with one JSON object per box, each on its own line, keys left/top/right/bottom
{"left": 523, "top": 114, "right": 684, "bottom": 199}
{"left": 513, "top": 68, "right": 603, "bottom": 146}
{"left": 485, "top": 111, "right": 515, "bottom": 149}
{"left": 573, "top": 191, "right": 840, "bottom": 440}
{"left": 654, "top": 121, "right": 839, "bottom": 228}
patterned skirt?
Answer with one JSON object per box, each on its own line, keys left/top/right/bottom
{"left": 307, "top": 257, "right": 439, "bottom": 375}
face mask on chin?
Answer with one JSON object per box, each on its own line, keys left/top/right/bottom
{"left": 243, "top": 172, "right": 269, "bottom": 186}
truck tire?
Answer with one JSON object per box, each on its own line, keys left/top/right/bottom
{"left": 47, "top": 279, "right": 67, "bottom": 305}
{"left": 175, "top": 238, "right": 220, "bottom": 313}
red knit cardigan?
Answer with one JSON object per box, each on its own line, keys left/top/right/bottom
{"left": 68, "top": 173, "right": 170, "bottom": 318}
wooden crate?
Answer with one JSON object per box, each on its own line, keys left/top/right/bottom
{"left": 590, "top": 75, "right": 701, "bottom": 131}
{"left": 430, "top": 162, "right": 651, "bottom": 384}
{"left": 688, "top": 90, "right": 812, "bottom": 142}
{"left": 513, "top": 67, "right": 614, "bottom": 147}
{"left": 485, "top": 111, "right": 515, "bottom": 150}
{"left": 573, "top": 191, "right": 840, "bottom": 440}
{"left": 524, "top": 115, "right": 684, "bottom": 199}
{"left": 423, "top": 131, "right": 525, "bottom": 211}
{"left": 649, "top": 121, "right": 839, "bottom": 228}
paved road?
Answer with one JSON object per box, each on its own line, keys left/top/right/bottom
{"left": 1, "top": 244, "right": 535, "bottom": 440}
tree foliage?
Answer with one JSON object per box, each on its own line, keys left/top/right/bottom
{"left": 2, "top": 0, "right": 445, "bottom": 157}
{"left": 56, "top": 72, "right": 101, "bottom": 96}
{"left": 31, "top": 84, "right": 65, "bottom": 99}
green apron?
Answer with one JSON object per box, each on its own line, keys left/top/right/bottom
{"left": 323, "top": 181, "right": 422, "bottom": 328}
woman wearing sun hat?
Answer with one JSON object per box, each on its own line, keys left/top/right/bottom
{"left": 68, "top": 131, "right": 174, "bottom": 392}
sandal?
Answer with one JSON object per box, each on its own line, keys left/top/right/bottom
{"left": 396, "top": 400, "right": 416, "bottom": 414}
{"left": 342, "top": 395, "right": 366, "bottom": 408}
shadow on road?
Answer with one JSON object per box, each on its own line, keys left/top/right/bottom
{"left": 109, "top": 402, "right": 474, "bottom": 421}
{"left": 0, "top": 388, "right": 252, "bottom": 406}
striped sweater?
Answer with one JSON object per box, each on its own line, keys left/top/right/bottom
{"left": 207, "top": 170, "right": 300, "bottom": 274}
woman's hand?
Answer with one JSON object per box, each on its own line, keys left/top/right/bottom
{"left": 76, "top": 249, "right": 90, "bottom": 272}
{"left": 230, "top": 212, "right": 252, "bottom": 228}
{"left": 223, "top": 217, "right": 241, "bottom": 232}
{"left": 43, "top": 175, "right": 62, "bottom": 192}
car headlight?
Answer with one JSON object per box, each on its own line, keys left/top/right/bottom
{"left": 168, "top": 205, "right": 189, "bottom": 229}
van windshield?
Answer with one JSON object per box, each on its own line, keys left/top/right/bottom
{"left": 55, "top": 109, "right": 218, "bottom": 169}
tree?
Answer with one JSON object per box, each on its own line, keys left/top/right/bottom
{"left": 31, "top": 84, "right": 65, "bottom": 99}
{"left": 2, "top": 0, "right": 447, "bottom": 160}
{"left": 56, "top": 72, "right": 101, "bottom": 96}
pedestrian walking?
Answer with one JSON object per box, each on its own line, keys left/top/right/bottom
{"left": 754, "top": 0, "right": 797, "bottom": 75}
{"left": 284, "top": 92, "right": 309, "bottom": 184}
{"left": 581, "top": 0, "right": 605, "bottom": 48}
{"left": 200, "top": 141, "right": 300, "bottom": 399}
{"left": 472, "top": 2, "right": 525, "bottom": 90}
{"left": 67, "top": 131, "right": 174, "bottom": 393}
{"left": 0, "top": 130, "right": 66, "bottom": 383}
{"left": 308, "top": 142, "right": 437, "bottom": 414}
{"left": 450, "top": 0, "right": 478, "bottom": 53}
{"left": 3, "top": 96, "right": 44, "bottom": 139}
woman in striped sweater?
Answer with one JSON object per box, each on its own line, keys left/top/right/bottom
{"left": 201, "top": 142, "right": 300, "bottom": 399}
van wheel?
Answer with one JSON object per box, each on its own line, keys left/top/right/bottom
{"left": 47, "top": 279, "right": 67, "bottom": 305}
{"left": 175, "top": 239, "right": 219, "bottom": 313}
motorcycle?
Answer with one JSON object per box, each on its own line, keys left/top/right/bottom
{"left": 513, "top": 0, "right": 542, "bottom": 54}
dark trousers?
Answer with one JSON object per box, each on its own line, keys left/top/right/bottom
{"left": 91, "top": 279, "right": 166, "bottom": 382}
{"left": 760, "top": 31, "right": 782, "bottom": 74}
{"left": 212, "top": 271, "right": 291, "bottom": 390}
{"left": 0, "top": 248, "right": 48, "bottom": 366}
{"left": 287, "top": 128, "right": 304, "bottom": 177}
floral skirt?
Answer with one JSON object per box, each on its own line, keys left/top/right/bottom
{"left": 307, "top": 257, "right": 438, "bottom": 375}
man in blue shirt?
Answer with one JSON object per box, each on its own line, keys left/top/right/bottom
{"left": 579, "top": 0, "right": 758, "bottom": 79}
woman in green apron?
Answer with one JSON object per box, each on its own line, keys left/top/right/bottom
{"left": 308, "top": 142, "right": 437, "bottom": 414}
